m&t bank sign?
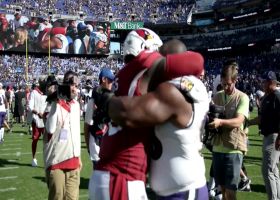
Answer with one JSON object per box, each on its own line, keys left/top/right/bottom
{"left": 110, "top": 22, "right": 144, "bottom": 30}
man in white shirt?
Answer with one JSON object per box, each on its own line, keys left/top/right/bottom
{"left": 12, "top": 13, "right": 27, "bottom": 31}
{"left": 44, "top": 71, "right": 82, "bottom": 200}
{"left": 28, "top": 77, "right": 47, "bottom": 167}
{"left": 0, "top": 83, "right": 7, "bottom": 143}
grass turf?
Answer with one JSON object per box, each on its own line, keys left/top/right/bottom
{"left": 0, "top": 109, "right": 276, "bottom": 199}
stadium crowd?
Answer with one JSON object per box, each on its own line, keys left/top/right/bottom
{"left": 1, "top": 50, "right": 279, "bottom": 97}
{"left": 0, "top": 0, "right": 196, "bottom": 23}
{"left": 183, "top": 21, "right": 280, "bottom": 49}
{"left": 0, "top": 13, "right": 110, "bottom": 54}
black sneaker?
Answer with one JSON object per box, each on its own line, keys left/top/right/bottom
{"left": 238, "top": 179, "right": 251, "bottom": 191}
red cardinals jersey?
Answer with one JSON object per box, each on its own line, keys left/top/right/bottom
{"left": 97, "top": 50, "right": 162, "bottom": 181}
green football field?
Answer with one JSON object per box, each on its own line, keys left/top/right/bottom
{"left": 0, "top": 109, "right": 276, "bottom": 200}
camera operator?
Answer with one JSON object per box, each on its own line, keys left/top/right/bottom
{"left": 208, "top": 60, "right": 249, "bottom": 200}
{"left": 44, "top": 71, "right": 82, "bottom": 200}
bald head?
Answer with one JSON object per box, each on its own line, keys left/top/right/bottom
{"left": 159, "top": 39, "right": 187, "bottom": 56}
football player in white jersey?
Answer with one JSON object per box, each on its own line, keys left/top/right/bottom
{"left": 0, "top": 83, "right": 8, "bottom": 143}
{"left": 101, "top": 75, "right": 209, "bottom": 200}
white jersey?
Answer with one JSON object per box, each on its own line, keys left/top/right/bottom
{"left": 0, "top": 89, "right": 6, "bottom": 112}
{"left": 150, "top": 76, "right": 209, "bottom": 196}
{"left": 51, "top": 34, "right": 69, "bottom": 54}
{"left": 82, "top": 88, "right": 92, "bottom": 112}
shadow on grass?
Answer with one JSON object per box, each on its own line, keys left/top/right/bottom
{"left": 250, "top": 183, "right": 266, "bottom": 193}
{"left": 0, "top": 158, "right": 44, "bottom": 168}
{"left": 9, "top": 130, "right": 28, "bottom": 134}
{"left": 80, "top": 177, "right": 89, "bottom": 189}
{"left": 249, "top": 138, "right": 263, "bottom": 142}
{"left": 33, "top": 176, "right": 47, "bottom": 183}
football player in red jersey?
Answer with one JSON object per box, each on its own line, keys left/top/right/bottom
{"left": 89, "top": 28, "right": 204, "bottom": 200}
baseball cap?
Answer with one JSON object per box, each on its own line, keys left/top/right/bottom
{"left": 99, "top": 68, "right": 115, "bottom": 81}
{"left": 77, "top": 22, "right": 87, "bottom": 31}
{"left": 97, "top": 25, "right": 104, "bottom": 29}
{"left": 86, "top": 24, "right": 93, "bottom": 32}
{"left": 256, "top": 90, "right": 264, "bottom": 99}
{"left": 261, "top": 71, "right": 279, "bottom": 83}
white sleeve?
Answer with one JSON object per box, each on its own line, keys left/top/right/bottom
{"left": 45, "top": 102, "right": 58, "bottom": 134}
{"left": 28, "top": 91, "right": 35, "bottom": 111}
{"left": 85, "top": 99, "right": 95, "bottom": 125}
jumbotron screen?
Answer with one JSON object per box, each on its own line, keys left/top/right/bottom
{"left": 0, "top": 13, "right": 110, "bottom": 55}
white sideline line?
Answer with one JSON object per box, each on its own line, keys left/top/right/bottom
{"left": 2, "top": 144, "right": 21, "bottom": 146}
{"left": 250, "top": 175, "right": 263, "bottom": 178}
{"left": 0, "top": 187, "right": 17, "bottom": 192}
{"left": 8, "top": 160, "right": 18, "bottom": 162}
{"left": 245, "top": 164, "right": 259, "bottom": 167}
{"left": 6, "top": 134, "right": 25, "bottom": 136}
{"left": 0, "top": 148, "right": 22, "bottom": 151}
{"left": 0, "top": 167, "right": 19, "bottom": 170}
{"left": 0, "top": 176, "right": 17, "bottom": 180}
{"left": 0, "top": 151, "right": 42, "bottom": 156}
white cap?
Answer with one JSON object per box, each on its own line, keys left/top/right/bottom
{"left": 256, "top": 90, "right": 264, "bottom": 99}
{"left": 86, "top": 24, "right": 93, "bottom": 32}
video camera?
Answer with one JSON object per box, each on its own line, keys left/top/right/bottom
{"left": 203, "top": 104, "right": 225, "bottom": 151}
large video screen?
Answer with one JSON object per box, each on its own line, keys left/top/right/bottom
{"left": 0, "top": 13, "right": 110, "bottom": 55}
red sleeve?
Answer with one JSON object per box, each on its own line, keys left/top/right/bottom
{"left": 51, "top": 27, "right": 67, "bottom": 35}
{"left": 165, "top": 51, "right": 204, "bottom": 79}
{"left": 137, "top": 50, "right": 163, "bottom": 69}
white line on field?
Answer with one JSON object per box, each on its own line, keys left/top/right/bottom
{"left": 248, "top": 175, "right": 263, "bottom": 179}
{"left": 2, "top": 140, "right": 23, "bottom": 143}
{"left": 2, "top": 144, "right": 21, "bottom": 146}
{"left": 0, "top": 176, "right": 17, "bottom": 180}
{"left": 0, "top": 167, "right": 19, "bottom": 170}
{"left": 8, "top": 160, "right": 18, "bottom": 162}
{"left": 0, "top": 151, "right": 42, "bottom": 156}
{"left": 6, "top": 133, "right": 25, "bottom": 136}
{"left": 245, "top": 164, "right": 261, "bottom": 167}
{"left": 0, "top": 148, "right": 22, "bottom": 151}
{"left": 0, "top": 187, "right": 17, "bottom": 192}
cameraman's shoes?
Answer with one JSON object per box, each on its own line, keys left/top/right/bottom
{"left": 238, "top": 178, "right": 251, "bottom": 191}
{"left": 32, "top": 158, "right": 38, "bottom": 167}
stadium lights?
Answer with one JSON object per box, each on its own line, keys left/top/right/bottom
{"left": 248, "top": 43, "right": 255, "bottom": 47}
{"left": 276, "top": 38, "right": 280, "bottom": 42}
{"left": 264, "top": 8, "right": 271, "bottom": 12}
{"left": 219, "top": 18, "right": 226, "bottom": 22}
{"left": 207, "top": 47, "right": 232, "bottom": 51}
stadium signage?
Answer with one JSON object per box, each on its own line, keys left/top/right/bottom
{"left": 110, "top": 22, "right": 144, "bottom": 30}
